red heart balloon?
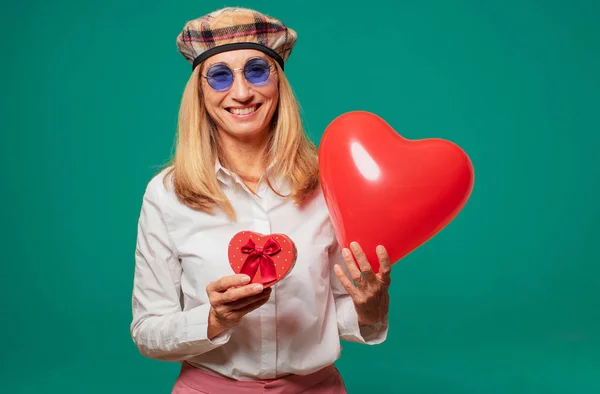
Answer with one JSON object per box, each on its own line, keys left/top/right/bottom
{"left": 228, "top": 231, "right": 297, "bottom": 287}
{"left": 319, "top": 111, "right": 474, "bottom": 273}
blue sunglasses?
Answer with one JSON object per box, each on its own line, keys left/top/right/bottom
{"left": 202, "top": 57, "right": 274, "bottom": 91}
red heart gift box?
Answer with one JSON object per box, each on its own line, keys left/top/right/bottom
{"left": 228, "top": 231, "right": 297, "bottom": 287}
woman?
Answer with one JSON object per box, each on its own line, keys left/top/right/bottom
{"left": 131, "top": 7, "right": 392, "bottom": 394}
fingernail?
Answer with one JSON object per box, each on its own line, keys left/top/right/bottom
{"left": 253, "top": 284, "right": 263, "bottom": 291}
{"left": 241, "top": 275, "right": 251, "bottom": 284}
{"left": 377, "top": 245, "right": 385, "bottom": 254}
{"left": 342, "top": 248, "right": 351, "bottom": 257}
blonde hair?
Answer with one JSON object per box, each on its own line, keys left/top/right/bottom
{"left": 162, "top": 61, "right": 320, "bottom": 221}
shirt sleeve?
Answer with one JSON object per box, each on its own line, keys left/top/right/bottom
{"left": 328, "top": 236, "right": 389, "bottom": 345}
{"left": 130, "top": 178, "right": 232, "bottom": 361}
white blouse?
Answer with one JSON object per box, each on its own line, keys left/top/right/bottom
{"left": 130, "top": 162, "right": 389, "bottom": 380}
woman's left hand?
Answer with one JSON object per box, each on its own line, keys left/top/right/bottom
{"left": 334, "top": 242, "right": 392, "bottom": 327}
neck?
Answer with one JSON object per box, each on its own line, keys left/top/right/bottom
{"left": 217, "top": 130, "right": 270, "bottom": 179}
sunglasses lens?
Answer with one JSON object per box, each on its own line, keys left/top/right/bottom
{"left": 206, "top": 65, "right": 233, "bottom": 90}
{"left": 244, "top": 58, "right": 270, "bottom": 85}
{"left": 205, "top": 59, "right": 271, "bottom": 90}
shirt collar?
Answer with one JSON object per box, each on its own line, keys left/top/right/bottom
{"left": 214, "top": 158, "right": 232, "bottom": 185}
{"left": 214, "top": 157, "right": 284, "bottom": 190}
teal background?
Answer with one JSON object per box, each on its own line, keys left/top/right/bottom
{"left": 2, "top": 0, "right": 599, "bottom": 392}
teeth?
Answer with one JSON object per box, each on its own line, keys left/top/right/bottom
{"left": 230, "top": 106, "right": 257, "bottom": 115}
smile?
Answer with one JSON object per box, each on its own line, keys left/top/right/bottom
{"left": 226, "top": 104, "right": 262, "bottom": 116}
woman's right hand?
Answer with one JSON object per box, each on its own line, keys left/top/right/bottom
{"left": 206, "top": 274, "right": 271, "bottom": 339}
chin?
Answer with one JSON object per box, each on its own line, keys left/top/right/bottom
{"left": 227, "top": 124, "right": 269, "bottom": 139}
{"left": 223, "top": 115, "right": 272, "bottom": 138}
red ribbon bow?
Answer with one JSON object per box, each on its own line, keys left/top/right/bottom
{"left": 240, "top": 237, "right": 280, "bottom": 284}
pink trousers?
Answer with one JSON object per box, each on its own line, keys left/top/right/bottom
{"left": 171, "top": 362, "right": 348, "bottom": 394}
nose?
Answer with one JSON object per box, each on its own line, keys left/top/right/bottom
{"left": 229, "top": 69, "right": 254, "bottom": 102}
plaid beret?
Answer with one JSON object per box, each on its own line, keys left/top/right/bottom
{"left": 176, "top": 7, "right": 297, "bottom": 71}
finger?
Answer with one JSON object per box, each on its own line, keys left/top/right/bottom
{"left": 218, "top": 283, "right": 265, "bottom": 305}
{"left": 223, "top": 287, "right": 272, "bottom": 310}
{"left": 231, "top": 292, "right": 271, "bottom": 315}
{"left": 341, "top": 247, "right": 363, "bottom": 282}
{"left": 350, "top": 242, "right": 376, "bottom": 282}
{"left": 376, "top": 245, "right": 392, "bottom": 284}
{"left": 208, "top": 274, "right": 251, "bottom": 293}
{"left": 333, "top": 264, "right": 359, "bottom": 297}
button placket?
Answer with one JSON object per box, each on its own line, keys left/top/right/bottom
{"left": 248, "top": 183, "right": 277, "bottom": 378}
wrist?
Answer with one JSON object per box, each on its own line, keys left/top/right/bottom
{"left": 357, "top": 314, "right": 384, "bottom": 329}
{"left": 207, "top": 307, "right": 226, "bottom": 339}
{"left": 357, "top": 316, "right": 371, "bottom": 327}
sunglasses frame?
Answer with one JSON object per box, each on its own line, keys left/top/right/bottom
{"left": 201, "top": 57, "right": 275, "bottom": 92}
